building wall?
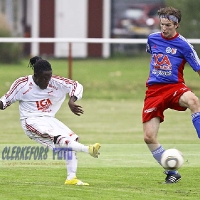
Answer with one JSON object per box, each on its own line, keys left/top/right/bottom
{"left": 0, "top": 0, "right": 111, "bottom": 57}
{"left": 39, "top": 0, "right": 55, "bottom": 55}
{"left": 54, "top": 0, "right": 110, "bottom": 58}
{"left": 87, "top": 0, "right": 103, "bottom": 57}
{"left": 46, "top": 0, "right": 110, "bottom": 58}
{"left": 54, "top": 0, "right": 88, "bottom": 57}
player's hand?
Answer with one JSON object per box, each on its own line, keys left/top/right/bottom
{"left": 68, "top": 100, "right": 84, "bottom": 116}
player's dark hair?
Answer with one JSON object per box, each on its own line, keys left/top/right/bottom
{"left": 28, "top": 56, "right": 52, "bottom": 74}
{"left": 158, "top": 7, "right": 181, "bottom": 23}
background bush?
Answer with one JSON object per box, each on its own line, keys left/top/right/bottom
{"left": 0, "top": 13, "right": 22, "bottom": 63}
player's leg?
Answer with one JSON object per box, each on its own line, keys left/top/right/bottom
{"left": 51, "top": 117, "right": 101, "bottom": 157}
{"left": 23, "top": 117, "right": 101, "bottom": 158}
{"left": 54, "top": 134, "right": 101, "bottom": 157}
{"left": 143, "top": 117, "right": 181, "bottom": 183}
{"left": 65, "top": 150, "right": 78, "bottom": 180}
{"left": 52, "top": 121, "right": 100, "bottom": 185}
{"left": 21, "top": 117, "right": 100, "bottom": 185}
{"left": 142, "top": 91, "right": 166, "bottom": 166}
{"left": 179, "top": 91, "right": 200, "bottom": 138}
{"left": 22, "top": 130, "right": 89, "bottom": 185}
{"left": 64, "top": 150, "right": 89, "bottom": 186}
{"left": 143, "top": 117, "right": 164, "bottom": 164}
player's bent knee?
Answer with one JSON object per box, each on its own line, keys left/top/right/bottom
{"left": 188, "top": 96, "right": 200, "bottom": 110}
{"left": 144, "top": 134, "right": 155, "bottom": 144}
{"left": 54, "top": 135, "right": 61, "bottom": 144}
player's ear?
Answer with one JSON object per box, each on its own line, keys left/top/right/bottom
{"left": 174, "top": 22, "right": 179, "bottom": 29}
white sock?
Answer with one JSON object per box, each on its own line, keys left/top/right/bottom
{"left": 68, "top": 140, "right": 89, "bottom": 153}
{"left": 55, "top": 136, "right": 89, "bottom": 153}
{"left": 66, "top": 151, "right": 77, "bottom": 180}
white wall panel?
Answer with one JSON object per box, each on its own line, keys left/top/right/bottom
{"left": 55, "top": 0, "right": 88, "bottom": 57}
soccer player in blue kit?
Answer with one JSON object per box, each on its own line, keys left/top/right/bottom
{"left": 142, "top": 7, "right": 200, "bottom": 183}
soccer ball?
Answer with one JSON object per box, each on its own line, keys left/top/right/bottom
{"left": 161, "top": 148, "right": 184, "bottom": 170}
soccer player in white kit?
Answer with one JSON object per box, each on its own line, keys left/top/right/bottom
{"left": 0, "top": 56, "right": 101, "bottom": 186}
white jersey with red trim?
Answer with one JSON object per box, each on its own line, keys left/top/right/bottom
{"left": 0, "top": 75, "right": 83, "bottom": 119}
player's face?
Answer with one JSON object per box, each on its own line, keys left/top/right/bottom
{"left": 160, "top": 18, "right": 178, "bottom": 38}
{"left": 34, "top": 70, "right": 52, "bottom": 89}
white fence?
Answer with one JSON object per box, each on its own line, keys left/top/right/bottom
{"left": 0, "top": 37, "right": 200, "bottom": 44}
{"left": 1, "top": 37, "right": 200, "bottom": 58}
{"left": 1, "top": 37, "right": 200, "bottom": 78}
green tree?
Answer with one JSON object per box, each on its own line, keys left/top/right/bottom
{"left": 165, "top": 0, "right": 200, "bottom": 37}
{"left": 0, "top": 13, "right": 22, "bottom": 63}
{"left": 165, "top": 0, "right": 200, "bottom": 53}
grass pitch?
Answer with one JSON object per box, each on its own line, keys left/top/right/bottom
{"left": 0, "top": 57, "right": 200, "bottom": 200}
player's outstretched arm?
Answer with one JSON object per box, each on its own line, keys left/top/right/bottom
{"left": 68, "top": 96, "right": 84, "bottom": 116}
{"left": 0, "top": 100, "right": 3, "bottom": 110}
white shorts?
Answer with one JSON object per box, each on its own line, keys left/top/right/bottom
{"left": 20, "top": 116, "right": 78, "bottom": 150}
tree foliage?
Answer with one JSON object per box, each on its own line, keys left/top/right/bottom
{"left": 0, "top": 13, "right": 22, "bottom": 63}
{"left": 165, "top": 0, "right": 200, "bottom": 54}
{"left": 165, "top": 0, "right": 200, "bottom": 38}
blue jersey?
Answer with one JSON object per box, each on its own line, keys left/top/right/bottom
{"left": 146, "top": 32, "right": 200, "bottom": 86}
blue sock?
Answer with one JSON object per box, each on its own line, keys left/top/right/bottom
{"left": 151, "top": 146, "right": 177, "bottom": 174}
{"left": 151, "top": 145, "right": 165, "bottom": 165}
{"left": 192, "top": 112, "right": 200, "bottom": 138}
{"left": 165, "top": 170, "right": 178, "bottom": 175}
